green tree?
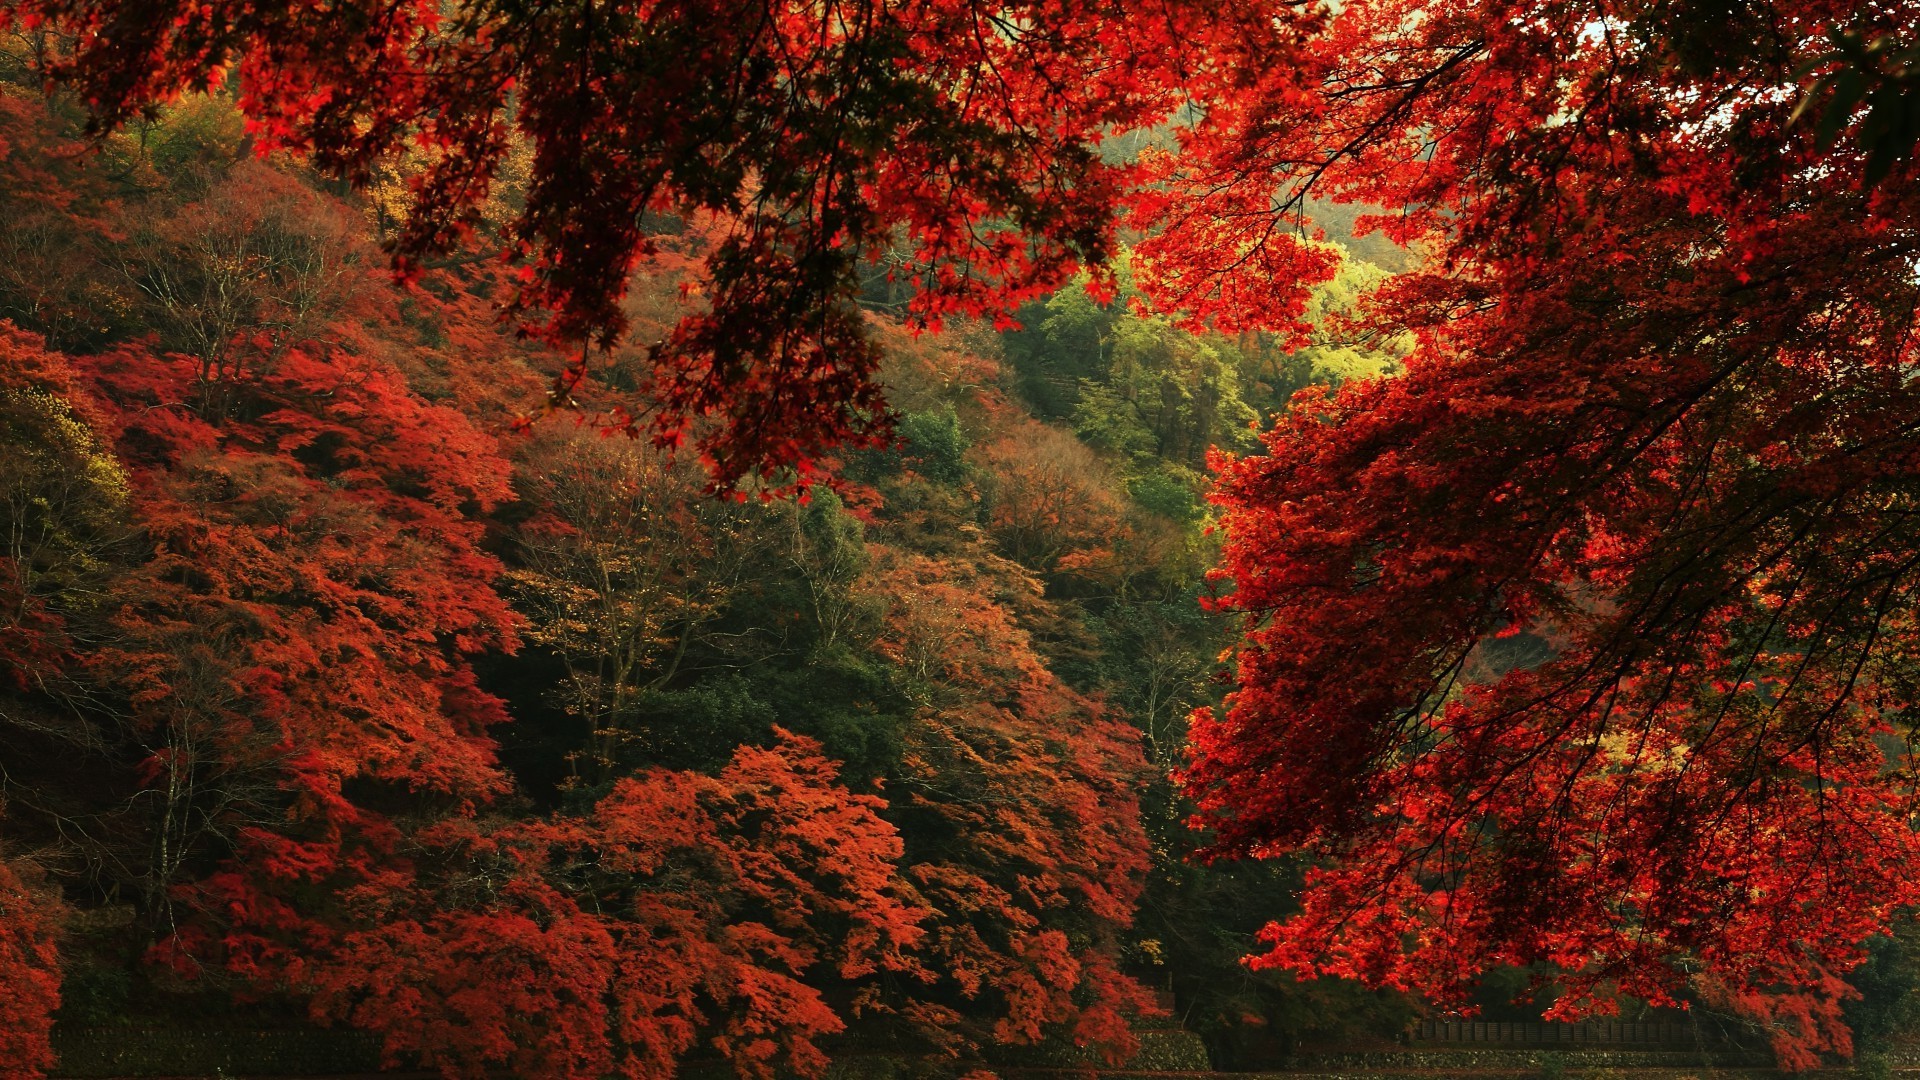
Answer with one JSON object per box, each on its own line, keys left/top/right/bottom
{"left": 1237, "top": 252, "right": 1404, "bottom": 411}
{"left": 1075, "top": 314, "right": 1260, "bottom": 470}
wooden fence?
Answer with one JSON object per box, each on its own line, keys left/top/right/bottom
{"left": 1415, "top": 1020, "right": 1695, "bottom": 1046}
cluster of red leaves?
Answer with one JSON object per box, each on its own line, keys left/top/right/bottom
{"left": 1183, "top": 0, "right": 1920, "bottom": 1067}
{"left": 197, "top": 730, "right": 924, "bottom": 1080}
{"left": 79, "top": 337, "right": 519, "bottom": 811}
{"left": 0, "top": 857, "right": 61, "bottom": 1080}
{"left": 869, "top": 549, "right": 1158, "bottom": 1059}
{"left": 10, "top": 0, "right": 1321, "bottom": 489}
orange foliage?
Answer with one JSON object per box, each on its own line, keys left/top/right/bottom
{"left": 972, "top": 421, "right": 1128, "bottom": 573}
{"left": 867, "top": 548, "right": 1157, "bottom": 1058}
{"left": 267, "top": 731, "right": 926, "bottom": 1080}
{"left": 0, "top": 857, "right": 61, "bottom": 1080}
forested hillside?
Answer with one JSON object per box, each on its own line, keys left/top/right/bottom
{"left": 0, "top": 55, "right": 1421, "bottom": 1078}
{"left": 10, "top": 1, "right": 1920, "bottom": 1078}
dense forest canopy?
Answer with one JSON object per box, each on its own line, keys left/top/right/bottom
{"left": 1, "top": 1, "right": 1919, "bottom": 1078}
{"left": 10, "top": 0, "right": 1335, "bottom": 491}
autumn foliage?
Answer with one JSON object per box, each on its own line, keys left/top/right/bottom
{"left": 0, "top": 69, "right": 1163, "bottom": 1076}
{"left": 1182, "top": 0, "right": 1920, "bottom": 1067}
{"left": 8, "top": 0, "right": 1322, "bottom": 488}
{"left": 9, "top": 0, "right": 1920, "bottom": 1073}
{"left": 868, "top": 548, "right": 1155, "bottom": 1055}
{"left": 255, "top": 730, "right": 926, "bottom": 1080}
{"left": 0, "top": 857, "right": 61, "bottom": 1080}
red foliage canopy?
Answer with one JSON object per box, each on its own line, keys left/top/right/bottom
{"left": 0, "top": 857, "right": 61, "bottom": 1080}
{"left": 10, "top": 0, "right": 1321, "bottom": 488}
{"left": 870, "top": 548, "right": 1157, "bottom": 1057}
{"left": 211, "top": 729, "right": 925, "bottom": 1080}
{"left": 17, "top": 0, "right": 1920, "bottom": 1066}
{"left": 1183, "top": 0, "right": 1920, "bottom": 1066}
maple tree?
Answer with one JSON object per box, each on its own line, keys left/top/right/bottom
{"left": 0, "top": 856, "right": 61, "bottom": 1080}
{"left": 1180, "top": 0, "right": 1920, "bottom": 1066}
{"left": 210, "top": 729, "right": 927, "bottom": 1080}
{"left": 59, "top": 307, "right": 524, "bottom": 966}
{"left": 118, "top": 159, "right": 364, "bottom": 393}
{"left": 861, "top": 544, "right": 1158, "bottom": 1058}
